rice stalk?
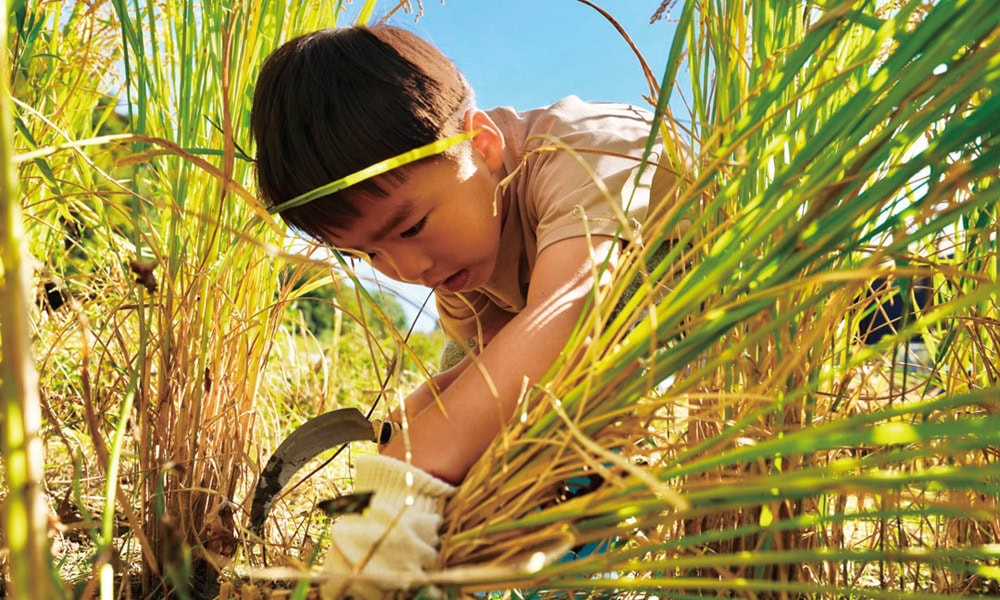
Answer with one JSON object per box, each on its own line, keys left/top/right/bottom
{"left": 0, "top": 1, "right": 62, "bottom": 596}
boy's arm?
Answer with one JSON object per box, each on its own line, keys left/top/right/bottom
{"left": 382, "top": 234, "right": 616, "bottom": 484}
{"left": 390, "top": 356, "right": 471, "bottom": 423}
{"left": 392, "top": 311, "right": 515, "bottom": 422}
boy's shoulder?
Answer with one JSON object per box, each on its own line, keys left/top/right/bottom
{"left": 487, "top": 95, "right": 657, "bottom": 158}
{"left": 491, "top": 95, "right": 653, "bottom": 123}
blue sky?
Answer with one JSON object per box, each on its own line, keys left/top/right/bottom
{"left": 395, "top": 1, "right": 680, "bottom": 110}
{"left": 336, "top": 1, "right": 683, "bottom": 331}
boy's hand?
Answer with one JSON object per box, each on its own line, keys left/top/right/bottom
{"left": 321, "top": 455, "right": 455, "bottom": 599}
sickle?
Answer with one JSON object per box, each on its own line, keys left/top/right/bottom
{"left": 248, "top": 407, "right": 400, "bottom": 534}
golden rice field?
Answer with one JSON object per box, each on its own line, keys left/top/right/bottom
{"left": 1, "top": 0, "right": 997, "bottom": 598}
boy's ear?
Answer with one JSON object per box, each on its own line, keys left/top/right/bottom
{"left": 465, "top": 109, "right": 505, "bottom": 173}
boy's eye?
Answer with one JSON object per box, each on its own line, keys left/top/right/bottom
{"left": 346, "top": 249, "right": 374, "bottom": 262}
{"left": 400, "top": 216, "right": 427, "bottom": 238}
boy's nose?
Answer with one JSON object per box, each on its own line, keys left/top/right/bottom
{"left": 385, "top": 251, "right": 431, "bottom": 284}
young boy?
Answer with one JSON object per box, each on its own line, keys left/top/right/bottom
{"left": 251, "top": 24, "right": 678, "bottom": 597}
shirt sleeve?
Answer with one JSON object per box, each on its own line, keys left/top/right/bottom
{"left": 519, "top": 98, "right": 658, "bottom": 253}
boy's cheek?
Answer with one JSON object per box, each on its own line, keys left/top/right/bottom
{"left": 370, "top": 262, "right": 400, "bottom": 281}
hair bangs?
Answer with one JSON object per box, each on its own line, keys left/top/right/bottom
{"left": 251, "top": 25, "right": 471, "bottom": 242}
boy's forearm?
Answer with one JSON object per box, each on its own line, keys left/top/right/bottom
{"left": 393, "top": 310, "right": 513, "bottom": 422}
{"left": 383, "top": 309, "right": 575, "bottom": 483}
{"left": 392, "top": 355, "right": 473, "bottom": 422}
{"left": 381, "top": 236, "right": 615, "bottom": 484}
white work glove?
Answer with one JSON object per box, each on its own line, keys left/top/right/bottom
{"left": 321, "top": 455, "right": 455, "bottom": 599}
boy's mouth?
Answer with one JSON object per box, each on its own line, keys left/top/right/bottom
{"left": 437, "top": 269, "right": 470, "bottom": 293}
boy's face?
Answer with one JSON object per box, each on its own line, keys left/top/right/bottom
{"left": 323, "top": 153, "right": 504, "bottom": 294}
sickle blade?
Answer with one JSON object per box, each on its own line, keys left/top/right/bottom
{"left": 249, "top": 407, "right": 376, "bottom": 534}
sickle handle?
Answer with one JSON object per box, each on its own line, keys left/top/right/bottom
{"left": 372, "top": 419, "right": 402, "bottom": 445}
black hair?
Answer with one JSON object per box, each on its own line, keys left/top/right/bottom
{"left": 250, "top": 26, "right": 471, "bottom": 240}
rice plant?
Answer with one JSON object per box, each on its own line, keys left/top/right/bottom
{"left": 430, "top": 0, "right": 1000, "bottom": 597}
{"left": 1, "top": 2, "right": 63, "bottom": 598}
{"left": 4, "top": 0, "right": 431, "bottom": 597}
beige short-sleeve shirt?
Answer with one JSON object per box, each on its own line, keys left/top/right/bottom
{"left": 436, "top": 96, "right": 678, "bottom": 342}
